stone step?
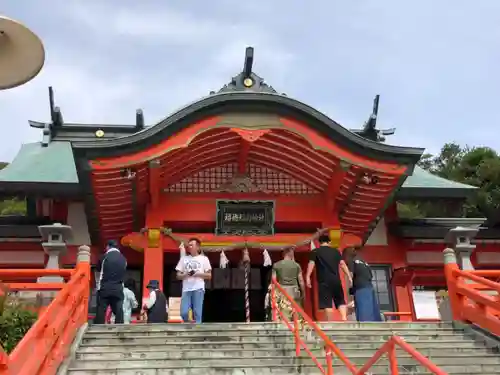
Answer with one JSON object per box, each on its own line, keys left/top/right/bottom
{"left": 82, "top": 328, "right": 458, "bottom": 339}
{"left": 75, "top": 347, "right": 499, "bottom": 361}
{"left": 66, "top": 361, "right": 500, "bottom": 375}
{"left": 68, "top": 354, "right": 500, "bottom": 370}
{"left": 79, "top": 332, "right": 465, "bottom": 346}
{"left": 66, "top": 371, "right": 500, "bottom": 375}
{"left": 65, "top": 370, "right": 500, "bottom": 375}
{"left": 86, "top": 322, "right": 451, "bottom": 332}
{"left": 76, "top": 339, "right": 488, "bottom": 353}
{"left": 65, "top": 364, "right": 362, "bottom": 375}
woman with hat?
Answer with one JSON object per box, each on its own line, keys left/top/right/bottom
{"left": 142, "top": 280, "right": 168, "bottom": 323}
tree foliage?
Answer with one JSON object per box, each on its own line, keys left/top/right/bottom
{"left": 0, "top": 163, "right": 26, "bottom": 216}
{"left": 399, "top": 143, "right": 500, "bottom": 222}
{"left": 0, "top": 289, "right": 38, "bottom": 354}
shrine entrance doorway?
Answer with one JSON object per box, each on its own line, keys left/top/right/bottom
{"left": 163, "top": 260, "right": 271, "bottom": 323}
{"left": 203, "top": 265, "right": 270, "bottom": 323}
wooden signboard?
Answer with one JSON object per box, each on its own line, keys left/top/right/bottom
{"left": 216, "top": 200, "right": 275, "bottom": 235}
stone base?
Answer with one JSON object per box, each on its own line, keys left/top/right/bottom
{"left": 37, "top": 275, "right": 64, "bottom": 283}
{"left": 438, "top": 297, "right": 452, "bottom": 321}
{"left": 16, "top": 291, "right": 58, "bottom": 308}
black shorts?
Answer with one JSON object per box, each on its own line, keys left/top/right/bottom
{"left": 317, "top": 279, "right": 345, "bottom": 309}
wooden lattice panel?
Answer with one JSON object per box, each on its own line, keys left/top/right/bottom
{"left": 166, "top": 163, "right": 319, "bottom": 194}
{"left": 166, "top": 164, "right": 237, "bottom": 193}
{"left": 248, "top": 164, "right": 319, "bottom": 195}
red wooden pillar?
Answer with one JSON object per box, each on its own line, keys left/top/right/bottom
{"left": 142, "top": 159, "right": 164, "bottom": 299}
{"left": 405, "top": 280, "right": 416, "bottom": 322}
{"left": 142, "top": 229, "right": 164, "bottom": 298}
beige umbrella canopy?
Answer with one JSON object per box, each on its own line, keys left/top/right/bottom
{"left": 0, "top": 16, "right": 45, "bottom": 90}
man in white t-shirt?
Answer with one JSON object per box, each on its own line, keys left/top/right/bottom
{"left": 175, "top": 237, "right": 212, "bottom": 323}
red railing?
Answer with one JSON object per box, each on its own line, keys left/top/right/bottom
{"left": 0, "top": 246, "right": 91, "bottom": 375}
{"left": 270, "top": 278, "right": 448, "bottom": 375}
{"left": 445, "top": 259, "right": 500, "bottom": 336}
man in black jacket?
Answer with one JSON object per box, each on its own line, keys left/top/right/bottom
{"left": 94, "top": 240, "right": 127, "bottom": 324}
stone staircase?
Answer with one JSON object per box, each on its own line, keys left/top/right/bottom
{"left": 62, "top": 322, "right": 500, "bottom": 375}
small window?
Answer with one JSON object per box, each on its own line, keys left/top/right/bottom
{"left": 370, "top": 265, "right": 396, "bottom": 314}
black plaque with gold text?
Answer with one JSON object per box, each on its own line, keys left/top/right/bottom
{"left": 215, "top": 200, "right": 275, "bottom": 235}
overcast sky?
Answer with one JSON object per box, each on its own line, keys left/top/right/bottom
{"left": 1, "top": 0, "right": 499, "bottom": 162}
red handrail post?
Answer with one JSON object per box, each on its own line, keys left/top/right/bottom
{"left": 77, "top": 245, "right": 91, "bottom": 325}
{"left": 387, "top": 338, "right": 399, "bottom": 375}
{"left": 443, "top": 247, "right": 463, "bottom": 321}
{"left": 293, "top": 310, "right": 300, "bottom": 356}
{"left": 0, "top": 346, "right": 9, "bottom": 375}
{"left": 271, "top": 278, "right": 277, "bottom": 322}
{"left": 325, "top": 345, "right": 334, "bottom": 375}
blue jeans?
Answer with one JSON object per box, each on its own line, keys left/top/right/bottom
{"left": 354, "top": 285, "right": 383, "bottom": 322}
{"left": 180, "top": 289, "right": 205, "bottom": 323}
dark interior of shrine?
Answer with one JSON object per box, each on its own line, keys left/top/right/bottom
{"left": 164, "top": 265, "right": 272, "bottom": 323}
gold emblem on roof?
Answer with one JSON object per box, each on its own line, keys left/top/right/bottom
{"left": 243, "top": 77, "right": 253, "bottom": 88}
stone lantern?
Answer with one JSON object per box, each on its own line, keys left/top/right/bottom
{"left": 37, "top": 223, "right": 73, "bottom": 283}
{"left": 445, "top": 226, "right": 480, "bottom": 272}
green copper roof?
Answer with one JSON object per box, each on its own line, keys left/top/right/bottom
{"left": 0, "top": 142, "right": 78, "bottom": 184}
{"left": 0, "top": 141, "right": 476, "bottom": 200}
{"left": 398, "top": 166, "right": 477, "bottom": 199}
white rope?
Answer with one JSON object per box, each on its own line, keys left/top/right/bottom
{"left": 219, "top": 251, "right": 229, "bottom": 269}
{"left": 263, "top": 249, "right": 272, "bottom": 267}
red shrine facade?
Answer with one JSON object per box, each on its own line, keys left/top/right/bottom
{"left": 0, "top": 47, "right": 498, "bottom": 322}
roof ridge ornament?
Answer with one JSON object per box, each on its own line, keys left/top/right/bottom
{"left": 215, "top": 173, "right": 270, "bottom": 193}
{"left": 29, "top": 86, "right": 65, "bottom": 147}
{"left": 214, "top": 47, "right": 278, "bottom": 95}
{"left": 353, "top": 95, "right": 396, "bottom": 143}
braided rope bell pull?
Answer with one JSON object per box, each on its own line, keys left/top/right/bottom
{"left": 242, "top": 247, "right": 251, "bottom": 323}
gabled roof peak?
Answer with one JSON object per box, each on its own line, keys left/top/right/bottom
{"left": 213, "top": 47, "right": 279, "bottom": 95}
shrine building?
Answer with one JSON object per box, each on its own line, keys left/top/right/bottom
{"left": 0, "top": 47, "right": 498, "bottom": 322}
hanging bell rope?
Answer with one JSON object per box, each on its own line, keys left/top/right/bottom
{"left": 242, "top": 247, "right": 251, "bottom": 323}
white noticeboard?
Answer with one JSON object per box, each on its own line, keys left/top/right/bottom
{"left": 412, "top": 290, "right": 440, "bottom": 320}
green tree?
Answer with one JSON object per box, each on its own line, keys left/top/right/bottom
{"left": 0, "top": 163, "right": 27, "bottom": 216}
{"left": 408, "top": 143, "right": 500, "bottom": 221}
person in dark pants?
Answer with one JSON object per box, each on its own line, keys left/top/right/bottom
{"left": 94, "top": 240, "right": 127, "bottom": 324}
{"left": 142, "top": 280, "right": 168, "bottom": 323}
{"left": 343, "top": 246, "right": 382, "bottom": 322}
{"left": 305, "top": 234, "right": 352, "bottom": 321}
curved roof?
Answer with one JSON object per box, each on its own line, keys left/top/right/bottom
{"left": 73, "top": 92, "right": 424, "bottom": 166}
{"left": 398, "top": 166, "right": 477, "bottom": 199}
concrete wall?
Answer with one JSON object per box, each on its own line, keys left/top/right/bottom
{"left": 66, "top": 202, "right": 91, "bottom": 246}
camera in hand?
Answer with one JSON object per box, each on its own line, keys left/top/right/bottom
{"left": 188, "top": 270, "right": 195, "bottom": 276}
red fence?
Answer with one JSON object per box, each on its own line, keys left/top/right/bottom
{"left": 0, "top": 246, "right": 91, "bottom": 375}
{"left": 444, "top": 248, "right": 500, "bottom": 336}
{"left": 270, "top": 278, "right": 447, "bottom": 375}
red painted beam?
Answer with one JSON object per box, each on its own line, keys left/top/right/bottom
{"left": 238, "top": 139, "right": 250, "bottom": 174}
{"left": 149, "top": 159, "right": 162, "bottom": 209}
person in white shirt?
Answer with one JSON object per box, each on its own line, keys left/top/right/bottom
{"left": 175, "top": 238, "right": 212, "bottom": 323}
{"left": 111, "top": 279, "right": 138, "bottom": 324}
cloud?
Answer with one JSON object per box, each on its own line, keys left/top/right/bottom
{"left": 1, "top": 0, "right": 499, "bottom": 163}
